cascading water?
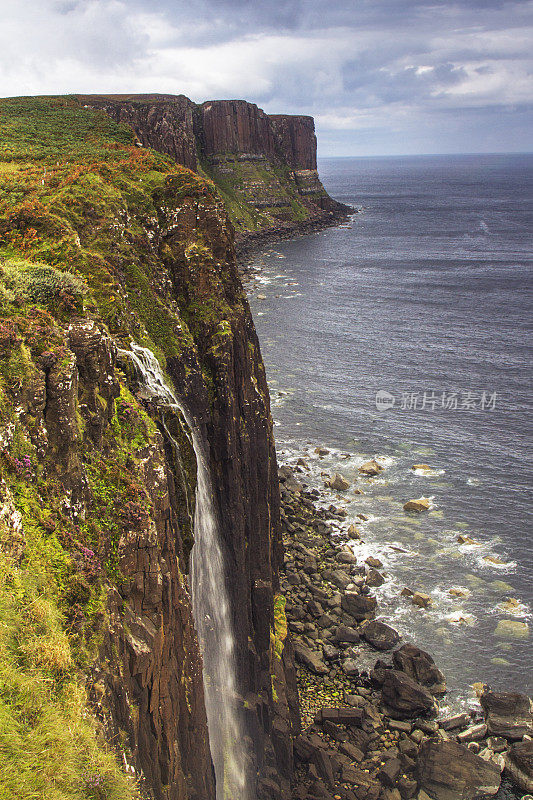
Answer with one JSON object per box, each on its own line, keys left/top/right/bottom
{"left": 120, "top": 344, "right": 248, "bottom": 800}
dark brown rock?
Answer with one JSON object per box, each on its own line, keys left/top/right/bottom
{"left": 480, "top": 690, "right": 533, "bottom": 740}
{"left": 504, "top": 739, "right": 533, "bottom": 793}
{"left": 393, "top": 644, "right": 446, "bottom": 694}
{"left": 342, "top": 592, "right": 377, "bottom": 621}
{"left": 362, "top": 621, "right": 401, "bottom": 651}
{"left": 416, "top": 739, "right": 501, "bottom": 800}
{"left": 381, "top": 670, "right": 437, "bottom": 719}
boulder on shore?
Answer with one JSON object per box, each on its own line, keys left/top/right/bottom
{"left": 359, "top": 459, "right": 384, "bottom": 476}
{"left": 403, "top": 497, "right": 431, "bottom": 512}
{"left": 362, "top": 620, "right": 400, "bottom": 651}
{"left": 504, "top": 740, "right": 533, "bottom": 793}
{"left": 393, "top": 643, "right": 446, "bottom": 694}
{"left": 381, "top": 669, "right": 437, "bottom": 719}
{"left": 416, "top": 739, "right": 501, "bottom": 800}
{"left": 342, "top": 591, "right": 377, "bottom": 622}
{"left": 480, "top": 690, "right": 533, "bottom": 740}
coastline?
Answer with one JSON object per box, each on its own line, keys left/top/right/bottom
{"left": 235, "top": 204, "right": 354, "bottom": 260}
{"left": 278, "top": 459, "right": 531, "bottom": 800}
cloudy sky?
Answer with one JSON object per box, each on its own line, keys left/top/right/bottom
{"left": 1, "top": 0, "right": 532, "bottom": 155}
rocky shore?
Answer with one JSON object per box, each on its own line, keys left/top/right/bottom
{"left": 277, "top": 464, "right": 533, "bottom": 800}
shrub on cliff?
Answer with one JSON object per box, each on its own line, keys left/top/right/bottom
{"left": 0, "top": 259, "right": 86, "bottom": 314}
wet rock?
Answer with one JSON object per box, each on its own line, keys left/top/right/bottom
{"left": 365, "top": 569, "right": 384, "bottom": 588}
{"left": 381, "top": 670, "right": 437, "bottom": 719}
{"left": 315, "top": 447, "right": 329, "bottom": 456}
{"left": 322, "top": 643, "right": 340, "bottom": 661}
{"left": 326, "top": 473, "right": 350, "bottom": 491}
{"left": 480, "top": 690, "right": 533, "bottom": 740}
{"left": 315, "top": 707, "right": 365, "bottom": 727}
{"left": 359, "top": 460, "right": 384, "bottom": 476}
{"left": 342, "top": 591, "right": 377, "bottom": 622}
{"left": 411, "top": 464, "right": 433, "bottom": 471}
{"left": 403, "top": 497, "right": 431, "bottom": 512}
{"left": 337, "top": 547, "right": 357, "bottom": 565}
{"left": 411, "top": 592, "right": 432, "bottom": 609}
{"left": 504, "top": 740, "right": 533, "bottom": 793}
{"left": 416, "top": 739, "right": 501, "bottom": 800}
{"left": 347, "top": 523, "right": 362, "bottom": 539}
{"left": 393, "top": 644, "right": 446, "bottom": 694}
{"left": 294, "top": 642, "right": 329, "bottom": 675}
{"left": 365, "top": 556, "right": 383, "bottom": 569}
{"left": 439, "top": 713, "right": 471, "bottom": 731}
{"left": 362, "top": 621, "right": 401, "bottom": 651}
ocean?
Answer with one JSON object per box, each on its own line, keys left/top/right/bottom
{"left": 246, "top": 153, "right": 533, "bottom": 710}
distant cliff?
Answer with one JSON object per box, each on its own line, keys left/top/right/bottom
{"left": 76, "top": 94, "right": 351, "bottom": 250}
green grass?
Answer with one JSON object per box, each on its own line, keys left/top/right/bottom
{"left": 0, "top": 549, "right": 138, "bottom": 800}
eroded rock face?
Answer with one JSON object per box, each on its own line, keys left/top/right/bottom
{"left": 78, "top": 94, "right": 198, "bottom": 170}
{"left": 269, "top": 114, "right": 317, "bottom": 170}
{"left": 416, "top": 740, "right": 501, "bottom": 800}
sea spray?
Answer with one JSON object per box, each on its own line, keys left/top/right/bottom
{"left": 120, "top": 344, "right": 248, "bottom": 800}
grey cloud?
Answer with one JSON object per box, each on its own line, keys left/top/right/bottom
{"left": 0, "top": 0, "right": 531, "bottom": 154}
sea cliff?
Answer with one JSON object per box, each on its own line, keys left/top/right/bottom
{"left": 75, "top": 93, "right": 351, "bottom": 251}
{"left": 0, "top": 96, "right": 297, "bottom": 799}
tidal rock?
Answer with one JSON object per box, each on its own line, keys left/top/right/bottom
{"left": 365, "top": 556, "right": 383, "bottom": 569}
{"left": 439, "top": 712, "right": 471, "bottom": 731}
{"left": 294, "top": 642, "right": 328, "bottom": 675}
{"left": 504, "top": 740, "right": 533, "bottom": 793}
{"left": 362, "top": 621, "right": 401, "bottom": 651}
{"left": 366, "top": 568, "right": 385, "bottom": 587}
{"left": 342, "top": 591, "right": 377, "bottom": 622}
{"left": 337, "top": 547, "right": 357, "bottom": 565}
{"left": 393, "top": 644, "right": 446, "bottom": 694}
{"left": 347, "top": 523, "right": 361, "bottom": 539}
{"left": 417, "top": 740, "right": 501, "bottom": 800}
{"left": 381, "top": 670, "right": 437, "bottom": 719}
{"left": 411, "top": 592, "right": 432, "bottom": 609}
{"left": 403, "top": 497, "right": 431, "bottom": 512}
{"left": 480, "top": 690, "right": 533, "bottom": 740}
{"left": 494, "top": 619, "right": 529, "bottom": 639}
{"left": 359, "top": 459, "right": 384, "bottom": 476}
{"left": 326, "top": 472, "right": 350, "bottom": 491}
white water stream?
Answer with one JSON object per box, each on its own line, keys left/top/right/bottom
{"left": 120, "top": 344, "right": 248, "bottom": 799}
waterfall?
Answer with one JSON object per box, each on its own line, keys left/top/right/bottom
{"left": 120, "top": 344, "right": 248, "bottom": 800}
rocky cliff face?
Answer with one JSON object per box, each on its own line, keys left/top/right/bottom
{"left": 77, "top": 94, "right": 351, "bottom": 250}
{"left": 0, "top": 97, "right": 298, "bottom": 799}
